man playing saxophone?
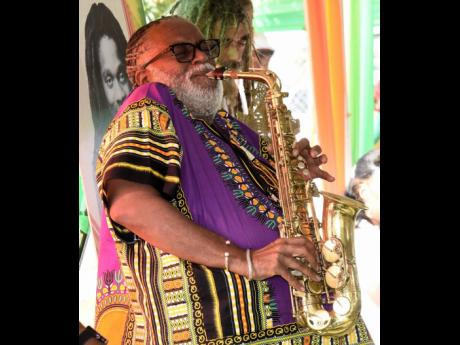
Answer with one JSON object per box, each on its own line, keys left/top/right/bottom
{"left": 96, "top": 16, "right": 373, "bottom": 344}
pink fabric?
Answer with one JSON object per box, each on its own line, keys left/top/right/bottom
{"left": 97, "top": 210, "right": 121, "bottom": 277}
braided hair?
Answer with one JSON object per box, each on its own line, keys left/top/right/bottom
{"left": 169, "top": 0, "right": 254, "bottom": 71}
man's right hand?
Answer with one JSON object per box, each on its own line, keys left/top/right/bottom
{"left": 250, "top": 237, "right": 321, "bottom": 291}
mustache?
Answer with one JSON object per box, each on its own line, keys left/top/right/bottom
{"left": 188, "top": 63, "right": 216, "bottom": 78}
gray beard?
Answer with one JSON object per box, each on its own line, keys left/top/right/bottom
{"left": 152, "top": 63, "right": 223, "bottom": 122}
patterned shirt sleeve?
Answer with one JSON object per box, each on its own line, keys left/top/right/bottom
{"left": 96, "top": 97, "right": 181, "bottom": 206}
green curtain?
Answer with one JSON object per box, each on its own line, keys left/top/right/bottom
{"left": 348, "top": 0, "right": 376, "bottom": 165}
{"left": 373, "top": 0, "right": 380, "bottom": 27}
{"left": 79, "top": 174, "right": 90, "bottom": 235}
{"left": 253, "top": 0, "right": 305, "bottom": 32}
{"left": 79, "top": 174, "right": 90, "bottom": 262}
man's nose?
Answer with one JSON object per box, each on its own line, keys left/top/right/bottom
{"left": 192, "top": 48, "right": 209, "bottom": 64}
{"left": 230, "top": 40, "right": 246, "bottom": 55}
{"left": 226, "top": 46, "right": 245, "bottom": 67}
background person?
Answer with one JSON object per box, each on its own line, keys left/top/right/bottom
{"left": 346, "top": 148, "right": 380, "bottom": 345}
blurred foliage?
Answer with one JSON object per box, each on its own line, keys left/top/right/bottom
{"left": 142, "top": 0, "right": 177, "bottom": 22}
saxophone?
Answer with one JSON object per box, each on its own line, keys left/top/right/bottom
{"left": 208, "top": 67, "right": 366, "bottom": 336}
{"left": 237, "top": 76, "right": 301, "bottom": 138}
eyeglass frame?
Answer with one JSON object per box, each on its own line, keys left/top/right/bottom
{"left": 141, "top": 39, "right": 220, "bottom": 70}
{"left": 256, "top": 48, "right": 274, "bottom": 59}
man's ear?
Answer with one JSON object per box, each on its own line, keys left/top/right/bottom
{"left": 356, "top": 183, "right": 370, "bottom": 204}
{"left": 134, "top": 69, "right": 149, "bottom": 86}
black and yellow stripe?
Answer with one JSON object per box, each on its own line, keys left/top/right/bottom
{"left": 97, "top": 98, "right": 182, "bottom": 208}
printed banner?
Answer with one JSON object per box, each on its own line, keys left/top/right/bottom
{"left": 79, "top": 1, "right": 144, "bottom": 341}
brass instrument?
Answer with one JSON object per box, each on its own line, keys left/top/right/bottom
{"left": 236, "top": 75, "right": 300, "bottom": 139}
{"left": 245, "top": 80, "right": 271, "bottom": 137}
{"left": 208, "top": 67, "right": 366, "bottom": 336}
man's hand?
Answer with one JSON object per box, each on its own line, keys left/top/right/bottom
{"left": 250, "top": 237, "right": 321, "bottom": 291}
{"left": 292, "top": 138, "right": 335, "bottom": 182}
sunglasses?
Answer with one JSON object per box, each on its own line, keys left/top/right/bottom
{"left": 142, "top": 39, "right": 220, "bottom": 69}
{"left": 256, "top": 48, "right": 274, "bottom": 59}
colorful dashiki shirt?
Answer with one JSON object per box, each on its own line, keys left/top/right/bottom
{"left": 95, "top": 82, "right": 374, "bottom": 345}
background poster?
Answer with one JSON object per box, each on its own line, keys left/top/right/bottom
{"left": 80, "top": 1, "right": 146, "bottom": 332}
{"left": 79, "top": 0, "right": 131, "bottom": 249}
{"left": 79, "top": 0, "right": 134, "bottom": 331}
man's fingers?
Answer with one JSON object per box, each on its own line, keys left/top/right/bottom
{"left": 295, "top": 138, "right": 310, "bottom": 151}
{"left": 316, "top": 154, "right": 327, "bottom": 165}
{"left": 282, "top": 256, "right": 321, "bottom": 282}
{"left": 293, "top": 139, "right": 311, "bottom": 157}
{"left": 279, "top": 267, "right": 305, "bottom": 291}
{"left": 309, "top": 145, "right": 322, "bottom": 158}
{"left": 282, "top": 255, "right": 321, "bottom": 282}
{"left": 300, "top": 150, "right": 327, "bottom": 166}
{"left": 317, "top": 169, "right": 335, "bottom": 182}
{"left": 298, "top": 169, "right": 335, "bottom": 182}
{"left": 276, "top": 238, "right": 320, "bottom": 271}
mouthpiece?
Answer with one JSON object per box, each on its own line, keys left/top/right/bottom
{"left": 206, "top": 67, "right": 241, "bottom": 80}
{"left": 206, "top": 66, "right": 227, "bottom": 80}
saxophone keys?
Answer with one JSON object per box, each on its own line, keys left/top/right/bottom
{"left": 301, "top": 169, "right": 310, "bottom": 178}
{"left": 296, "top": 158, "right": 306, "bottom": 170}
{"left": 325, "top": 264, "right": 346, "bottom": 289}
{"left": 291, "top": 269, "right": 303, "bottom": 277}
{"left": 332, "top": 296, "right": 351, "bottom": 316}
{"left": 306, "top": 310, "right": 331, "bottom": 331}
{"left": 306, "top": 280, "right": 323, "bottom": 294}
{"left": 292, "top": 289, "right": 306, "bottom": 298}
{"left": 322, "top": 238, "right": 342, "bottom": 263}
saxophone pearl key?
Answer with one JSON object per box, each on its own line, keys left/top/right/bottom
{"left": 322, "top": 238, "right": 342, "bottom": 263}
{"left": 333, "top": 296, "right": 351, "bottom": 316}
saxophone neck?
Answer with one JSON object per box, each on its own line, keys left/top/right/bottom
{"left": 206, "top": 67, "right": 281, "bottom": 92}
{"left": 206, "top": 66, "right": 228, "bottom": 80}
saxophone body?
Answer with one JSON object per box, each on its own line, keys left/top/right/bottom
{"left": 246, "top": 81, "right": 271, "bottom": 137}
{"left": 239, "top": 76, "right": 300, "bottom": 138}
{"left": 208, "top": 68, "right": 366, "bottom": 336}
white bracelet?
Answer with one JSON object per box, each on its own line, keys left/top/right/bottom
{"left": 246, "top": 248, "right": 253, "bottom": 280}
{"left": 224, "top": 240, "right": 231, "bottom": 271}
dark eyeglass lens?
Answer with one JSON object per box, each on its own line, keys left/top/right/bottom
{"left": 257, "top": 49, "right": 274, "bottom": 58}
{"left": 171, "top": 40, "right": 219, "bottom": 62}
{"left": 172, "top": 44, "right": 194, "bottom": 62}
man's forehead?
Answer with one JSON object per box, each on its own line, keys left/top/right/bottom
{"left": 143, "top": 18, "right": 204, "bottom": 48}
